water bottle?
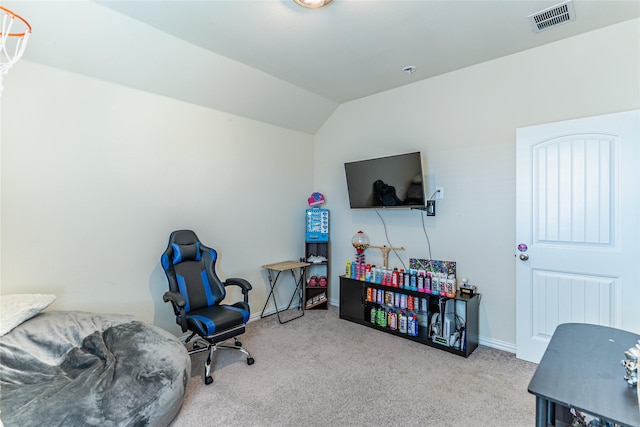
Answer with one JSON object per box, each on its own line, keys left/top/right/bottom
{"left": 388, "top": 309, "right": 397, "bottom": 330}
{"left": 408, "top": 314, "right": 419, "bottom": 337}
{"left": 417, "top": 272, "right": 425, "bottom": 292}
{"left": 399, "top": 311, "right": 407, "bottom": 334}
{"left": 379, "top": 307, "right": 387, "bottom": 327}
{"left": 425, "top": 272, "right": 432, "bottom": 294}
{"left": 392, "top": 268, "right": 399, "bottom": 287}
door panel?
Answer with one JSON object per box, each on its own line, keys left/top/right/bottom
{"left": 535, "top": 136, "right": 614, "bottom": 245}
{"left": 531, "top": 270, "right": 617, "bottom": 337}
{"left": 516, "top": 110, "right": 639, "bottom": 363}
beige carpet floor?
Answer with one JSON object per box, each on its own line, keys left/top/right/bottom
{"left": 170, "top": 306, "right": 538, "bottom": 427}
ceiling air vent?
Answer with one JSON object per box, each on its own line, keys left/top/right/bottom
{"left": 528, "top": 0, "right": 576, "bottom": 33}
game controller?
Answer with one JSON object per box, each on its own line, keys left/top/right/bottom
{"left": 429, "top": 313, "right": 440, "bottom": 337}
{"left": 449, "top": 331, "right": 461, "bottom": 349}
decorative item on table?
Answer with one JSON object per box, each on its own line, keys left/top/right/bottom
{"left": 350, "top": 230, "right": 370, "bottom": 280}
{"left": 307, "top": 191, "right": 326, "bottom": 207}
{"left": 621, "top": 339, "right": 639, "bottom": 386}
{"left": 459, "top": 278, "right": 477, "bottom": 296}
{"left": 306, "top": 192, "right": 329, "bottom": 243}
{"left": 369, "top": 244, "right": 405, "bottom": 269}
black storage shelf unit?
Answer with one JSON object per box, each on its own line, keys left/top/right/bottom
{"left": 339, "top": 275, "right": 479, "bottom": 357}
{"left": 304, "top": 242, "right": 329, "bottom": 310}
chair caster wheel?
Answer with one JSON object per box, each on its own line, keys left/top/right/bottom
{"left": 204, "top": 376, "right": 213, "bottom": 385}
{"left": 235, "top": 341, "right": 242, "bottom": 347}
{"left": 247, "top": 357, "right": 255, "bottom": 365}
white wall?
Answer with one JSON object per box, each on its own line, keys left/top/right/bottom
{"left": 2, "top": 19, "right": 637, "bottom": 350}
{"left": 315, "top": 19, "right": 640, "bottom": 350}
{"left": 1, "top": 62, "right": 313, "bottom": 333}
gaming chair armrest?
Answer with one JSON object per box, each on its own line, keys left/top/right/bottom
{"left": 163, "top": 291, "right": 186, "bottom": 308}
{"left": 163, "top": 291, "right": 188, "bottom": 332}
{"left": 225, "top": 278, "right": 252, "bottom": 303}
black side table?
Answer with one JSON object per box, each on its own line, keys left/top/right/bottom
{"left": 528, "top": 323, "right": 640, "bottom": 427}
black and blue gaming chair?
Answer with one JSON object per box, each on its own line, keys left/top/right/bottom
{"left": 161, "top": 230, "right": 254, "bottom": 385}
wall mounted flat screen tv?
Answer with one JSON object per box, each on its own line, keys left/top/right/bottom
{"left": 344, "top": 152, "right": 426, "bottom": 209}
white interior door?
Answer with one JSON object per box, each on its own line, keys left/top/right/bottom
{"left": 516, "top": 110, "right": 640, "bottom": 364}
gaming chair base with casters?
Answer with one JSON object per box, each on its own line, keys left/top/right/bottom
{"left": 161, "top": 229, "right": 255, "bottom": 385}
{"left": 181, "top": 327, "right": 255, "bottom": 385}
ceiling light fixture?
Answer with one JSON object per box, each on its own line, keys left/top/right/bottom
{"left": 294, "top": 0, "right": 333, "bottom": 9}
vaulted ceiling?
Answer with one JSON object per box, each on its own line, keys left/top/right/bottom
{"left": 5, "top": 1, "right": 639, "bottom": 133}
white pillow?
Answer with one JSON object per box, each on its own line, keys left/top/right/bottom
{"left": 0, "top": 294, "right": 56, "bottom": 337}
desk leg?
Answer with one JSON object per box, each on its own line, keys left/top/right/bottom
{"left": 260, "top": 269, "right": 282, "bottom": 319}
{"left": 260, "top": 268, "right": 305, "bottom": 324}
{"left": 284, "top": 268, "right": 305, "bottom": 312}
{"left": 535, "top": 397, "right": 548, "bottom": 427}
{"left": 547, "top": 401, "right": 555, "bottom": 426}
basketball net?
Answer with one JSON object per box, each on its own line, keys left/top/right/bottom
{"left": 0, "top": 6, "right": 31, "bottom": 95}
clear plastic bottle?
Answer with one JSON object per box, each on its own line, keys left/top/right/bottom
{"left": 388, "top": 309, "right": 397, "bottom": 330}
{"left": 425, "top": 272, "right": 432, "bottom": 294}
{"left": 399, "top": 311, "right": 407, "bottom": 334}
{"left": 447, "top": 274, "right": 456, "bottom": 297}
{"left": 379, "top": 307, "right": 387, "bottom": 327}
{"left": 408, "top": 314, "right": 419, "bottom": 337}
{"left": 417, "top": 272, "right": 425, "bottom": 292}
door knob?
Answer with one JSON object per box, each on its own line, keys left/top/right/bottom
{"left": 519, "top": 253, "right": 529, "bottom": 261}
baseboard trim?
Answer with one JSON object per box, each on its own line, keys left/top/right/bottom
{"left": 478, "top": 336, "right": 516, "bottom": 353}
{"left": 257, "top": 300, "right": 517, "bottom": 354}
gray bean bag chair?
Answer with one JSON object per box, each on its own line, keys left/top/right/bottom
{"left": 0, "top": 310, "right": 190, "bottom": 427}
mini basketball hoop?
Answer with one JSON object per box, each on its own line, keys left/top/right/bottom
{"left": 0, "top": 5, "right": 32, "bottom": 94}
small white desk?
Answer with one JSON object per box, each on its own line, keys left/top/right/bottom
{"left": 260, "top": 260, "right": 310, "bottom": 324}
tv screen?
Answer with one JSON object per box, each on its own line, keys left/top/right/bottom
{"left": 344, "top": 152, "right": 426, "bottom": 209}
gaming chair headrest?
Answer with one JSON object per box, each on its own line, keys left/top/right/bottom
{"left": 168, "top": 230, "right": 202, "bottom": 265}
{"left": 172, "top": 242, "right": 201, "bottom": 264}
